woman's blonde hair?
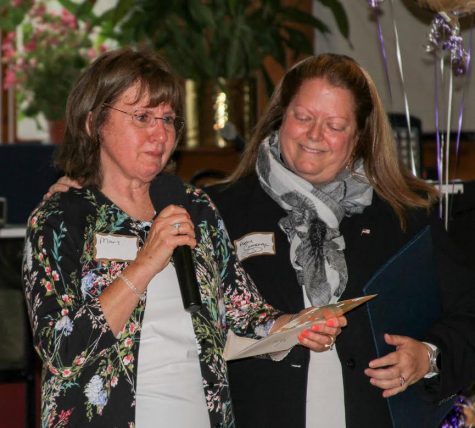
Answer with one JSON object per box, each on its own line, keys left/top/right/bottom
{"left": 229, "top": 53, "right": 438, "bottom": 228}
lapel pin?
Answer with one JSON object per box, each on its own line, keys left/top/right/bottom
{"left": 361, "top": 228, "right": 371, "bottom": 235}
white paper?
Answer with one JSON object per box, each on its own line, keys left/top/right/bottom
{"left": 234, "top": 232, "right": 276, "bottom": 261}
{"left": 223, "top": 295, "right": 376, "bottom": 361}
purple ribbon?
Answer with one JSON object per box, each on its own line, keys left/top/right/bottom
{"left": 433, "top": 59, "right": 443, "bottom": 218}
{"left": 368, "top": 0, "right": 393, "bottom": 101}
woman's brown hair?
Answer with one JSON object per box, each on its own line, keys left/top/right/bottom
{"left": 55, "top": 47, "right": 183, "bottom": 187}
{"left": 229, "top": 53, "right": 438, "bottom": 228}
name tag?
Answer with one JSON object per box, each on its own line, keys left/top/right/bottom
{"left": 234, "top": 232, "right": 275, "bottom": 261}
{"left": 94, "top": 233, "right": 139, "bottom": 261}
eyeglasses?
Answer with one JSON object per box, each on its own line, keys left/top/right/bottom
{"left": 103, "top": 103, "right": 185, "bottom": 133}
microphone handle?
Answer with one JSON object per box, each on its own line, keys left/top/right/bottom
{"left": 173, "top": 245, "right": 202, "bottom": 313}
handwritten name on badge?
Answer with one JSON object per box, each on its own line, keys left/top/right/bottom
{"left": 94, "top": 233, "right": 139, "bottom": 261}
{"left": 234, "top": 232, "right": 275, "bottom": 261}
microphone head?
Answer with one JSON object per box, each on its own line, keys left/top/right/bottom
{"left": 218, "top": 122, "right": 238, "bottom": 141}
{"left": 218, "top": 122, "right": 246, "bottom": 152}
{"left": 149, "top": 173, "right": 187, "bottom": 214}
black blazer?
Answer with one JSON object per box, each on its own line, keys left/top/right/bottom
{"left": 207, "top": 174, "right": 475, "bottom": 428}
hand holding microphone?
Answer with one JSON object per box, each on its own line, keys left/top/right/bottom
{"left": 147, "top": 174, "right": 202, "bottom": 313}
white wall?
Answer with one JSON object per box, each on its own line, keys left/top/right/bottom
{"left": 314, "top": 0, "right": 474, "bottom": 133}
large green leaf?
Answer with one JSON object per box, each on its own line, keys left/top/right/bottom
{"left": 280, "top": 6, "right": 330, "bottom": 34}
{"left": 316, "top": 0, "right": 350, "bottom": 39}
{"left": 188, "top": 0, "right": 216, "bottom": 30}
{"left": 284, "top": 27, "right": 314, "bottom": 57}
{"left": 46, "top": 0, "right": 350, "bottom": 81}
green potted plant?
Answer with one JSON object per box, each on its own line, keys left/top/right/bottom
{"left": 64, "top": 0, "right": 349, "bottom": 146}
{"left": 1, "top": 1, "right": 102, "bottom": 142}
{"left": 99, "top": 0, "right": 348, "bottom": 81}
{"left": 94, "top": 0, "right": 349, "bottom": 146}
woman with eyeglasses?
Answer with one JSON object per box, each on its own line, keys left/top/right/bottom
{"left": 22, "top": 48, "right": 343, "bottom": 427}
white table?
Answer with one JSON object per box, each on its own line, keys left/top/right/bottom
{"left": 0, "top": 225, "right": 27, "bottom": 239}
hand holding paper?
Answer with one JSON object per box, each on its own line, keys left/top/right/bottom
{"left": 223, "top": 295, "right": 376, "bottom": 361}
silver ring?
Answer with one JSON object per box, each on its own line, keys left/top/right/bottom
{"left": 399, "top": 375, "right": 406, "bottom": 387}
{"left": 324, "top": 335, "right": 335, "bottom": 350}
{"left": 173, "top": 222, "right": 181, "bottom": 232}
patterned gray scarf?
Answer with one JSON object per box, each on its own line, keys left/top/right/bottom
{"left": 256, "top": 132, "right": 373, "bottom": 306}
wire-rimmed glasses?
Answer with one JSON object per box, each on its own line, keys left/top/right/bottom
{"left": 103, "top": 103, "right": 185, "bottom": 133}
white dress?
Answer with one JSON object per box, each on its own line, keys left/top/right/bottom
{"left": 135, "top": 262, "right": 209, "bottom": 428}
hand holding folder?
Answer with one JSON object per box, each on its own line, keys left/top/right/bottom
{"left": 363, "top": 226, "right": 456, "bottom": 428}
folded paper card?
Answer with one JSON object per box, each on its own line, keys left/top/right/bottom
{"left": 223, "top": 295, "right": 376, "bottom": 361}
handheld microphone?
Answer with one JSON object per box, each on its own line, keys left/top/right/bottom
{"left": 149, "top": 174, "right": 202, "bottom": 313}
{"left": 218, "top": 122, "right": 246, "bottom": 153}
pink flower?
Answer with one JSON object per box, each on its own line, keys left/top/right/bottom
{"left": 111, "top": 376, "right": 118, "bottom": 387}
{"left": 73, "top": 356, "right": 85, "bottom": 366}
{"left": 106, "top": 364, "right": 112, "bottom": 374}
{"left": 61, "top": 9, "right": 77, "bottom": 29}
{"left": 61, "top": 308, "right": 69, "bottom": 316}
{"left": 1, "top": 44, "right": 16, "bottom": 60}
{"left": 122, "top": 354, "right": 134, "bottom": 366}
{"left": 5, "top": 32, "right": 15, "bottom": 43}
{"left": 86, "top": 48, "right": 98, "bottom": 60}
{"left": 62, "top": 369, "right": 72, "bottom": 377}
{"left": 124, "top": 338, "right": 133, "bottom": 348}
{"left": 3, "top": 69, "right": 17, "bottom": 89}
{"left": 52, "top": 271, "right": 60, "bottom": 281}
{"left": 49, "top": 366, "right": 58, "bottom": 375}
{"left": 61, "top": 294, "right": 71, "bottom": 303}
{"left": 44, "top": 281, "right": 53, "bottom": 292}
{"left": 128, "top": 323, "right": 136, "bottom": 334}
{"left": 45, "top": 266, "right": 51, "bottom": 275}
{"left": 34, "top": 4, "right": 46, "bottom": 17}
{"left": 24, "top": 39, "right": 37, "bottom": 53}
{"left": 58, "top": 409, "right": 72, "bottom": 423}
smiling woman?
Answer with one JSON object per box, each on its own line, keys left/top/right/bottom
{"left": 205, "top": 53, "right": 475, "bottom": 427}
{"left": 21, "top": 47, "right": 333, "bottom": 428}
{"left": 279, "top": 78, "right": 358, "bottom": 185}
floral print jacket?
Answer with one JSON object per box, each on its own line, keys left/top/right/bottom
{"left": 22, "top": 182, "right": 280, "bottom": 428}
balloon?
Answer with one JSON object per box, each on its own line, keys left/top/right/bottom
{"left": 415, "top": 0, "right": 475, "bottom": 16}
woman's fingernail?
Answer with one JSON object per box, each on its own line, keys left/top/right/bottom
{"left": 326, "top": 319, "right": 336, "bottom": 327}
{"left": 311, "top": 324, "right": 321, "bottom": 332}
{"left": 301, "top": 329, "right": 309, "bottom": 338}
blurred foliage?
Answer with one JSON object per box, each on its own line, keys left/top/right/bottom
{"left": 72, "top": 0, "right": 349, "bottom": 91}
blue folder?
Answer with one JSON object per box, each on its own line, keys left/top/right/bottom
{"left": 363, "top": 226, "right": 456, "bottom": 428}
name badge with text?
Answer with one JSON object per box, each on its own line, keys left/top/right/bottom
{"left": 94, "top": 233, "right": 139, "bottom": 262}
{"left": 234, "top": 232, "right": 275, "bottom": 261}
